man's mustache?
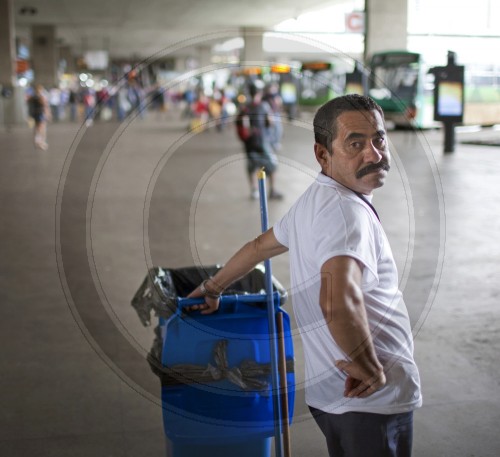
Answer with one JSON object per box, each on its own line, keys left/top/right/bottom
{"left": 356, "top": 161, "right": 390, "bottom": 179}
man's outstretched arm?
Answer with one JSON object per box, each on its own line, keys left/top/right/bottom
{"left": 187, "top": 228, "right": 288, "bottom": 314}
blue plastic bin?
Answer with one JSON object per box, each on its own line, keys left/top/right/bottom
{"left": 160, "top": 293, "right": 295, "bottom": 457}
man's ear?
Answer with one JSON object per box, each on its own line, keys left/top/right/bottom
{"left": 314, "top": 143, "right": 330, "bottom": 168}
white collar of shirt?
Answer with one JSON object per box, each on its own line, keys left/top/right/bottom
{"left": 316, "top": 172, "right": 374, "bottom": 203}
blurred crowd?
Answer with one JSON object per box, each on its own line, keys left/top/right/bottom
{"left": 24, "top": 78, "right": 293, "bottom": 129}
{"left": 24, "top": 77, "right": 294, "bottom": 185}
{"left": 25, "top": 80, "right": 167, "bottom": 126}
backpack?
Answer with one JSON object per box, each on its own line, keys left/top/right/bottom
{"left": 28, "top": 95, "right": 44, "bottom": 118}
{"left": 235, "top": 101, "right": 270, "bottom": 153}
{"left": 235, "top": 105, "right": 251, "bottom": 141}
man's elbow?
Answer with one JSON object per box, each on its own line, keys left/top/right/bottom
{"left": 244, "top": 230, "right": 286, "bottom": 263}
{"left": 322, "top": 287, "right": 365, "bottom": 323}
{"left": 245, "top": 237, "right": 266, "bottom": 263}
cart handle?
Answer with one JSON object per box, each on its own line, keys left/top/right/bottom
{"left": 176, "top": 291, "right": 281, "bottom": 314}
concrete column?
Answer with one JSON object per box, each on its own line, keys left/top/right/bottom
{"left": 59, "top": 45, "right": 76, "bottom": 74}
{"left": 241, "top": 27, "right": 265, "bottom": 63}
{"left": 31, "top": 24, "right": 58, "bottom": 88}
{"left": 0, "top": 0, "right": 16, "bottom": 86}
{"left": 0, "top": 0, "right": 26, "bottom": 126}
{"left": 364, "top": 0, "right": 408, "bottom": 62}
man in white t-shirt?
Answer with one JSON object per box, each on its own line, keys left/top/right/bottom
{"left": 188, "top": 94, "right": 422, "bottom": 457}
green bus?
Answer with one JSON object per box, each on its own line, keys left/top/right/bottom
{"left": 368, "top": 50, "right": 500, "bottom": 128}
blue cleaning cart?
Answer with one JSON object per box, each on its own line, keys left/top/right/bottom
{"left": 130, "top": 169, "right": 293, "bottom": 457}
{"left": 151, "top": 269, "right": 294, "bottom": 457}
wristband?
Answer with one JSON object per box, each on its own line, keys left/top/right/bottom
{"left": 200, "top": 279, "right": 222, "bottom": 299}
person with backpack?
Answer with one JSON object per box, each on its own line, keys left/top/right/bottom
{"left": 236, "top": 83, "right": 283, "bottom": 200}
{"left": 27, "top": 84, "right": 50, "bottom": 150}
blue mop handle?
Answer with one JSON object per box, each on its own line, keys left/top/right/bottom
{"left": 258, "top": 168, "right": 284, "bottom": 457}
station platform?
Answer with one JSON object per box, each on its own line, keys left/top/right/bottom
{"left": 1, "top": 108, "right": 499, "bottom": 456}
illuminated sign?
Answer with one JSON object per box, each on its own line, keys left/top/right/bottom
{"left": 301, "top": 62, "right": 332, "bottom": 71}
{"left": 271, "top": 64, "right": 291, "bottom": 74}
{"left": 345, "top": 12, "right": 365, "bottom": 33}
{"left": 431, "top": 64, "right": 465, "bottom": 123}
{"left": 242, "top": 67, "right": 262, "bottom": 75}
{"left": 437, "top": 81, "right": 463, "bottom": 117}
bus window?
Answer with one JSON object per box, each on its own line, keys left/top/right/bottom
{"left": 371, "top": 65, "right": 419, "bottom": 101}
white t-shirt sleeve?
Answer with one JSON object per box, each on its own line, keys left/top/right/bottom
{"left": 315, "top": 201, "right": 379, "bottom": 291}
{"left": 273, "top": 210, "right": 290, "bottom": 248}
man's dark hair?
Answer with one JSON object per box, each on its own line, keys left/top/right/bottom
{"left": 313, "top": 94, "right": 385, "bottom": 153}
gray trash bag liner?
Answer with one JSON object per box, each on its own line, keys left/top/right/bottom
{"left": 131, "top": 264, "right": 287, "bottom": 379}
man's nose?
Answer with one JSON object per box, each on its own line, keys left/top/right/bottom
{"left": 364, "top": 141, "right": 383, "bottom": 162}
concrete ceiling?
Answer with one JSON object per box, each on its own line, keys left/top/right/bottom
{"left": 13, "top": 0, "right": 346, "bottom": 60}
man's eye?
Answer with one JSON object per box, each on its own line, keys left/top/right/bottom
{"left": 350, "top": 142, "right": 362, "bottom": 148}
{"left": 374, "top": 137, "right": 386, "bottom": 147}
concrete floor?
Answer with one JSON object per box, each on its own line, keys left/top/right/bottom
{"left": 1, "top": 109, "right": 499, "bottom": 457}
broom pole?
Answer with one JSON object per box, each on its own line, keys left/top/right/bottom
{"left": 277, "top": 311, "right": 292, "bottom": 457}
{"left": 258, "top": 168, "right": 283, "bottom": 457}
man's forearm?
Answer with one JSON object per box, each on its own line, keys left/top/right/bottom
{"left": 208, "top": 240, "right": 264, "bottom": 293}
{"left": 206, "top": 228, "right": 287, "bottom": 293}
{"left": 327, "top": 293, "right": 382, "bottom": 375}
{"left": 320, "top": 256, "right": 384, "bottom": 378}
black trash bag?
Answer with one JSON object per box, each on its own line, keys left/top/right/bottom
{"left": 158, "top": 339, "right": 294, "bottom": 392}
{"left": 130, "top": 266, "right": 183, "bottom": 327}
{"left": 131, "top": 264, "right": 287, "bottom": 325}
{"left": 131, "top": 264, "right": 287, "bottom": 379}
